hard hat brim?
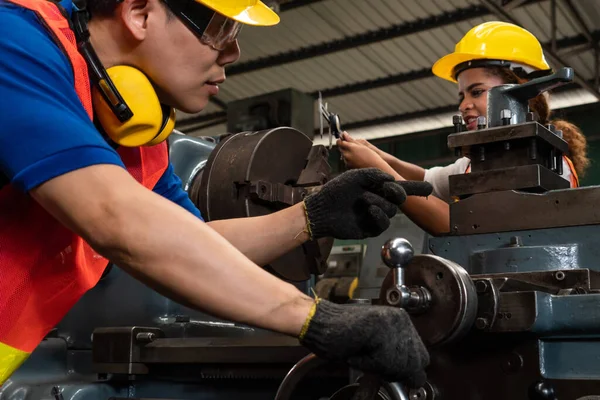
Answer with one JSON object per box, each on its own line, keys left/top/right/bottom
{"left": 432, "top": 52, "right": 485, "bottom": 84}
{"left": 197, "top": 0, "right": 280, "bottom": 26}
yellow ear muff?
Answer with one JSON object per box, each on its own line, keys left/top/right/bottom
{"left": 147, "top": 106, "right": 176, "bottom": 146}
{"left": 92, "top": 65, "right": 176, "bottom": 147}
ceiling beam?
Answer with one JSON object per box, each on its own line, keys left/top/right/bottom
{"left": 206, "top": 28, "right": 598, "bottom": 114}
{"left": 227, "top": 0, "right": 546, "bottom": 77}
{"left": 226, "top": 4, "right": 491, "bottom": 76}
{"left": 279, "top": 0, "right": 325, "bottom": 12}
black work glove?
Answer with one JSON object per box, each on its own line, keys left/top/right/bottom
{"left": 299, "top": 299, "right": 429, "bottom": 388}
{"left": 303, "top": 168, "right": 433, "bottom": 240}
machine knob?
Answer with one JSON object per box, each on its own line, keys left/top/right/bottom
{"left": 382, "top": 238, "right": 413, "bottom": 290}
{"left": 381, "top": 238, "right": 430, "bottom": 311}
{"left": 382, "top": 238, "right": 414, "bottom": 270}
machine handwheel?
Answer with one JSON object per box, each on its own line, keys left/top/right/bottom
{"left": 379, "top": 254, "right": 478, "bottom": 347}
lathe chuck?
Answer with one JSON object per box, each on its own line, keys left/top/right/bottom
{"left": 188, "top": 127, "right": 334, "bottom": 282}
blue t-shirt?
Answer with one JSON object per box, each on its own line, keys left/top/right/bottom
{"left": 0, "top": 0, "right": 203, "bottom": 220}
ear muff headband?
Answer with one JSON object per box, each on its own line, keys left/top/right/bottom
{"left": 71, "top": 1, "right": 175, "bottom": 147}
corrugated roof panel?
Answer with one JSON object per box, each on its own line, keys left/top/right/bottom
{"left": 379, "top": 39, "right": 424, "bottom": 71}
{"left": 354, "top": 43, "right": 401, "bottom": 75}
{"left": 571, "top": 50, "right": 596, "bottom": 80}
{"left": 401, "top": 0, "right": 437, "bottom": 19}
{"left": 432, "top": 0, "right": 467, "bottom": 12}
{"left": 235, "top": 3, "right": 344, "bottom": 61}
{"left": 179, "top": 1, "right": 600, "bottom": 143}
{"left": 320, "top": 1, "right": 373, "bottom": 34}
{"left": 573, "top": 0, "right": 600, "bottom": 31}
{"left": 513, "top": 2, "right": 581, "bottom": 42}
{"left": 227, "top": 16, "right": 497, "bottom": 101}
{"left": 366, "top": 0, "right": 407, "bottom": 25}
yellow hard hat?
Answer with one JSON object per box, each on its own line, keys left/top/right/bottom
{"left": 197, "top": 0, "right": 280, "bottom": 26}
{"left": 432, "top": 21, "right": 551, "bottom": 83}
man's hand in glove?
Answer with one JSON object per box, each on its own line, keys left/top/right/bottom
{"left": 303, "top": 168, "right": 433, "bottom": 240}
{"left": 298, "top": 298, "right": 429, "bottom": 387}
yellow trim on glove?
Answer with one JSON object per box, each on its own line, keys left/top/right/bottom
{"left": 299, "top": 297, "right": 321, "bottom": 340}
{"left": 301, "top": 201, "right": 314, "bottom": 240}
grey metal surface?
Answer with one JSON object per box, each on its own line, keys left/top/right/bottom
{"left": 193, "top": 127, "right": 333, "bottom": 281}
{"left": 167, "top": 131, "right": 215, "bottom": 192}
{"left": 540, "top": 340, "right": 600, "bottom": 380}
{"left": 416, "top": 337, "right": 600, "bottom": 399}
{"left": 447, "top": 121, "right": 569, "bottom": 156}
{"left": 429, "top": 223, "right": 600, "bottom": 273}
{"left": 379, "top": 254, "right": 477, "bottom": 347}
{"left": 448, "top": 164, "right": 570, "bottom": 198}
{"left": 448, "top": 187, "right": 600, "bottom": 236}
{"left": 357, "top": 213, "right": 428, "bottom": 300}
{"left": 56, "top": 266, "right": 260, "bottom": 351}
{"left": 470, "top": 243, "right": 580, "bottom": 274}
{"left": 485, "top": 68, "right": 574, "bottom": 128}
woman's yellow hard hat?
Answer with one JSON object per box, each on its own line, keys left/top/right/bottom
{"left": 432, "top": 21, "right": 551, "bottom": 83}
{"left": 197, "top": 0, "right": 280, "bottom": 26}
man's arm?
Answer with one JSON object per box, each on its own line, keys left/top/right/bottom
{"left": 207, "top": 204, "right": 309, "bottom": 267}
{"left": 32, "top": 164, "right": 431, "bottom": 385}
{"left": 31, "top": 164, "right": 313, "bottom": 335}
{"left": 155, "top": 162, "right": 309, "bottom": 266}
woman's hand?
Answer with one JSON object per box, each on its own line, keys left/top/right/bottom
{"left": 341, "top": 132, "right": 395, "bottom": 164}
{"left": 338, "top": 138, "right": 390, "bottom": 171}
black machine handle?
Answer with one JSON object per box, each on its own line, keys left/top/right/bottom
{"left": 486, "top": 67, "right": 574, "bottom": 128}
{"left": 502, "top": 67, "right": 574, "bottom": 103}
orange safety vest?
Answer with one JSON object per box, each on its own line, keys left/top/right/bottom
{"left": 0, "top": 0, "right": 169, "bottom": 383}
{"left": 464, "top": 155, "right": 579, "bottom": 188}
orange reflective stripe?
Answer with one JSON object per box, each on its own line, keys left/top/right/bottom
{"left": 563, "top": 156, "right": 579, "bottom": 188}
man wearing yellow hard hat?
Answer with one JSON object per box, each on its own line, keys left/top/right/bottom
{"left": 0, "top": 0, "right": 432, "bottom": 386}
{"left": 338, "top": 21, "right": 588, "bottom": 236}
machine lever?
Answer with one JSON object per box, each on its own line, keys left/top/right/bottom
{"left": 503, "top": 67, "right": 573, "bottom": 105}
{"left": 486, "top": 67, "right": 573, "bottom": 128}
{"left": 381, "top": 238, "right": 431, "bottom": 313}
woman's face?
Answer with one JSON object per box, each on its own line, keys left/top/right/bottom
{"left": 457, "top": 68, "right": 505, "bottom": 131}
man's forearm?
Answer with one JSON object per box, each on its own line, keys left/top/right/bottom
{"left": 32, "top": 165, "right": 313, "bottom": 336}
{"left": 207, "top": 203, "right": 310, "bottom": 266}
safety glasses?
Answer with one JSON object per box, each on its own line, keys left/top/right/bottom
{"left": 161, "top": 0, "right": 242, "bottom": 51}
